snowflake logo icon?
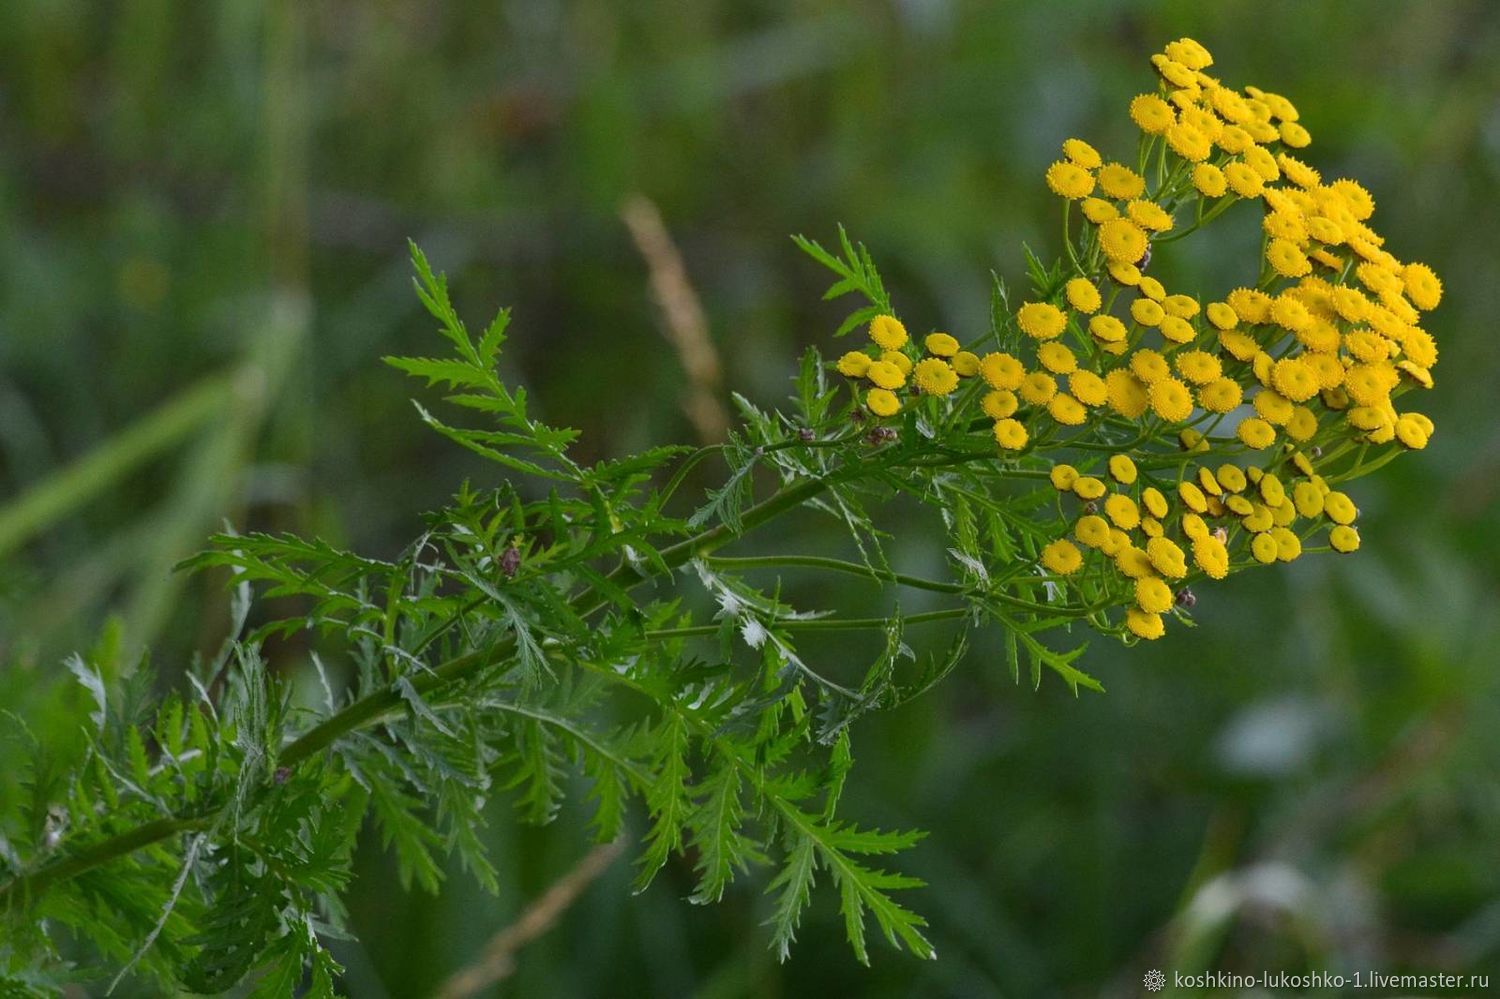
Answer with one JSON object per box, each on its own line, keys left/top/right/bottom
{"left": 1143, "top": 968, "right": 1167, "bottom": 993}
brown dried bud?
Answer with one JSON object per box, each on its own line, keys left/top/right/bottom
{"left": 1175, "top": 587, "right": 1197, "bottom": 609}
{"left": 500, "top": 545, "right": 522, "bottom": 579}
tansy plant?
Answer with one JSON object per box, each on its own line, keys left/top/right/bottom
{"left": 0, "top": 37, "right": 1439, "bottom": 993}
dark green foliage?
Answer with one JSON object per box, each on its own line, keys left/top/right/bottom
{"left": 8, "top": 238, "right": 1101, "bottom": 992}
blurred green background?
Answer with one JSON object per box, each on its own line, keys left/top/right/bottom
{"left": 4, "top": 1, "right": 1500, "bottom": 995}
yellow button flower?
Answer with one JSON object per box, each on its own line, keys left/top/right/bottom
{"left": 1244, "top": 504, "right": 1275, "bottom": 534}
{"left": 1081, "top": 197, "right": 1119, "bottom": 223}
{"left": 1020, "top": 371, "right": 1058, "bottom": 405}
{"left": 982, "top": 389, "right": 1019, "bottom": 419}
{"left": 1130, "top": 298, "right": 1166, "bottom": 327}
{"left": 1088, "top": 315, "right": 1127, "bottom": 344}
{"left": 912, "top": 358, "right": 959, "bottom": 396}
{"left": 1063, "top": 137, "right": 1103, "bottom": 169}
{"left": 1099, "top": 219, "right": 1148, "bottom": 264}
{"left": 1394, "top": 414, "right": 1430, "bottom": 449}
{"left": 993, "top": 418, "right": 1028, "bottom": 451}
{"left": 865, "top": 388, "right": 900, "bottom": 417}
{"left": 1146, "top": 536, "right": 1188, "bottom": 578}
{"left": 1017, "top": 302, "right": 1068, "bottom": 340}
{"left": 1324, "top": 491, "right": 1357, "bottom": 525}
{"left": 1271, "top": 527, "right": 1302, "bottom": 562}
{"left": 1097, "top": 162, "right": 1146, "bottom": 199}
{"left": 1108, "top": 454, "right": 1138, "bottom": 485}
{"left": 1258, "top": 474, "right": 1286, "bottom": 507}
{"left": 1135, "top": 577, "right": 1175, "bottom": 614}
{"left": 980, "top": 352, "right": 1026, "bottom": 391}
{"left": 1192, "top": 163, "right": 1228, "bottom": 198}
{"left": 1402, "top": 262, "right": 1442, "bottom": 311}
{"left": 836, "top": 351, "right": 872, "bottom": 377}
{"left": 1127, "top": 200, "right": 1174, "bottom": 233}
{"left": 1175, "top": 351, "right": 1221, "bottom": 385}
{"left": 1075, "top": 515, "right": 1112, "bottom": 548}
{"left": 1224, "top": 161, "right": 1265, "bottom": 198}
{"left": 1192, "top": 534, "right": 1230, "bottom": 579}
{"left": 1178, "top": 480, "right": 1208, "bottom": 513}
{"left": 1329, "top": 525, "right": 1361, "bottom": 553}
{"left": 1104, "top": 494, "right": 1140, "bottom": 530}
{"left": 1129, "top": 94, "right": 1176, "bottom": 134}
{"left": 1105, "top": 370, "right": 1150, "bottom": 419}
{"left": 1237, "top": 417, "right": 1277, "bottom": 450}
{"left": 1073, "top": 476, "right": 1107, "bottom": 501}
{"left": 924, "top": 332, "right": 960, "bottom": 357}
{"left": 1271, "top": 358, "right": 1320, "bottom": 402}
{"left": 1292, "top": 481, "right": 1324, "bottom": 518}
{"left": 881, "top": 350, "right": 913, "bottom": 375}
{"left": 1070, "top": 370, "right": 1109, "bottom": 406}
{"left": 1147, "top": 377, "right": 1194, "bottom": 422}
{"left": 1165, "top": 122, "right": 1212, "bottom": 162}
{"left": 868, "top": 314, "right": 908, "bottom": 350}
{"left": 1041, "top": 539, "right": 1084, "bottom": 575}
{"left": 1038, "top": 342, "right": 1078, "bottom": 374}
{"left": 1065, "top": 277, "right": 1102, "bottom": 314}
{"left": 1125, "top": 607, "right": 1166, "bottom": 640}
{"left": 1265, "top": 238, "right": 1311, "bottom": 278}
{"left": 1197, "top": 378, "right": 1243, "bottom": 413}
{"left": 1129, "top": 349, "right": 1170, "bottom": 383}
{"left": 865, "top": 359, "right": 906, "bottom": 390}
{"left": 1045, "top": 160, "right": 1095, "bottom": 200}
{"left": 1115, "top": 545, "right": 1155, "bottom": 579}
{"left": 1048, "top": 393, "right": 1088, "bottom": 426}
{"left": 1162, "top": 294, "right": 1199, "bottom": 319}
{"left": 1204, "top": 301, "right": 1237, "bottom": 330}
{"left": 1216, "top": 464, "right": 1247, "bottom": 493}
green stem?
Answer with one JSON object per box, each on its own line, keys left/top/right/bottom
{"left": 705, "top": 554, "right": 1088, "bottom": 615}
{"left": 707, "top": 554, "right": 965, "bottom": 594}
{"left": 647, "top": 607, "right": 971, "bottom": 639}
{"left": 0, "top": 467, "right": 846, "bottom": 902}
{"left": 289, "top": 471, "right": 847, "bottom": 763}
{"left": 0, "top": 815, "right": 210, "bottom": 904}
{"left": 1, "top": 433, "right": 1025, "bottom": 903}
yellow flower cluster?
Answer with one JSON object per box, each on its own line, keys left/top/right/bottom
{"left": 836, "top": 320, "right": 983, "bottom": 419}
{"left": 831, "top": 37, "right": 1440, "bottom": 643}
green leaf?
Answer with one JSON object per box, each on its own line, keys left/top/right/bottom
{"left": 368, "top": 778, "right": 444, "bottom": 894}
{"left": 765, "top": 830, "right": 817, "bottom": 961}
{"left": 634, "top": 713, "right": 692, "bottom": 890}
{"left": 382, "top": 355, "right": 495, "bottom": 391}
{"left": 687, "top": 762, "right": 762, "bottom": 903}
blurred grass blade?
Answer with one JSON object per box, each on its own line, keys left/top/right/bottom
{"left": 0, "top": 373, "right": 231, "bottom": 560}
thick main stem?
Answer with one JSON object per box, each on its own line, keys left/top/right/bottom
{"left": 0, "top": 472, "right": 839, "bottom": 903}
{"left": 0, "top": 816, "right": 211, "bottom": 905}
